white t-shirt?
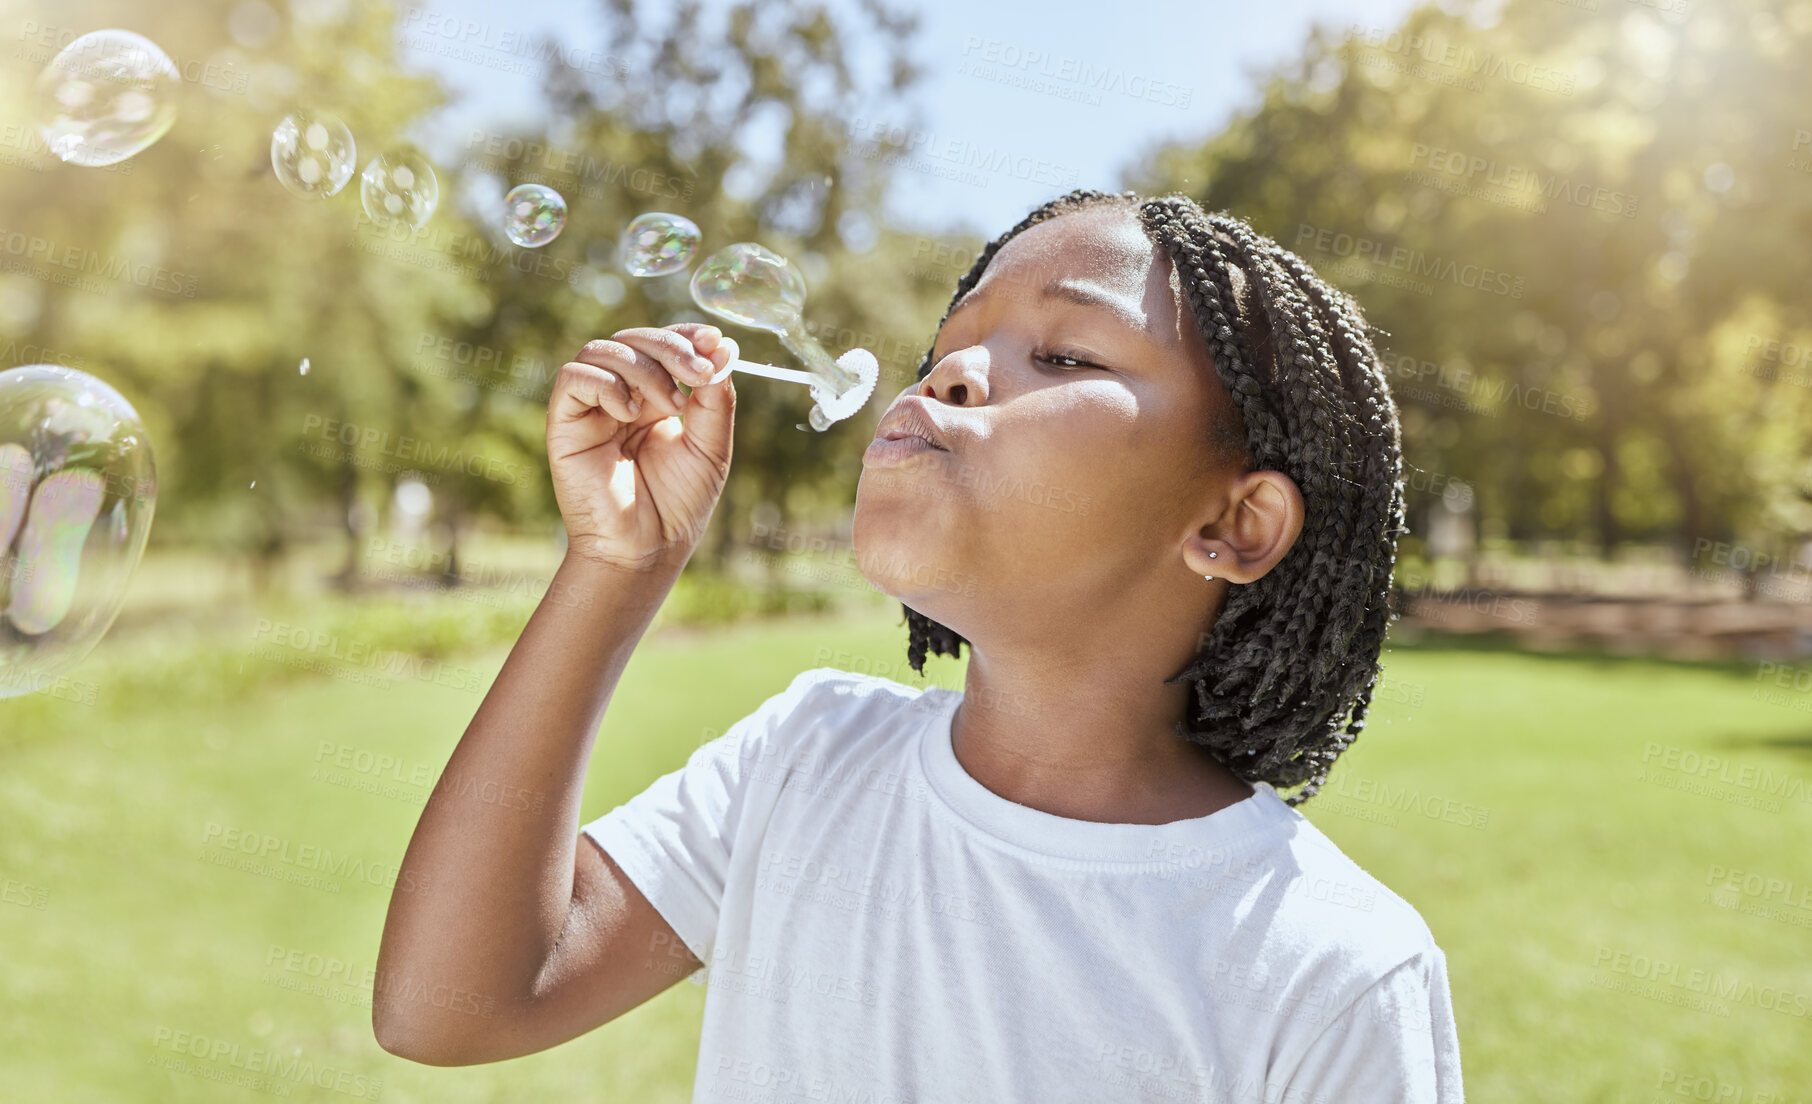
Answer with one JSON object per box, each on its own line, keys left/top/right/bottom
{"left": 582, "top": 667, "right": 1465, "bottom": 1103}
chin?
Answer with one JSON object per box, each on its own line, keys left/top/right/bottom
{"left": 850, "top": 499, "right": 979, "bottom": 612}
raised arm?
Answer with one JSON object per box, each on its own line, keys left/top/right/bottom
{"left": 372, "top": 324, "right": 737, "bottom": 1064}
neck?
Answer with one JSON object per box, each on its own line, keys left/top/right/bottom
{"left": 949, "top": 645, "right": 1254, "bottom": 826}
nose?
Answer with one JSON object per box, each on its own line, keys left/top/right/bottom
{"left": 916, "top": 346, "right": 988, "bottom": 407}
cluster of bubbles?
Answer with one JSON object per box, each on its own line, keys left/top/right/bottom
{"left": 0, "top": 367, "right": 156, "bottom": 700}
{"left": 9, "top": 27, "right": 882, "bottom": 689}
{"left": 27, "top": 26, "right": 447, "bottom": 233}
{"left": 268, "top": 110, "right": 440, "bottom": 231}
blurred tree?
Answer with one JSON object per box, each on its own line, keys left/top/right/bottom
{"left": 1130, "top": 0, "right": 1812, "bottom": 566}
{"left": 16, "top": 0, "right": 1805, "bottom": 595}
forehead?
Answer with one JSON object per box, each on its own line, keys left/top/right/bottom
{"left": 983, "top": 206, "right": 1159, "bottom": 291}
{"left": 960, "top": 205, "right": 1200, "bottom": 360}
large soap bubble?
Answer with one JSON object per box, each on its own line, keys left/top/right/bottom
{"left": 620, "top": 212, "right": 700, "bottom": 277}
{"left": 271, "top": 110, "right": 356, "bottom": 198}
{"left": 33, "top": 30, "right": 180, "bottom": 167}
{"left": 502, "top": 183, "right": 567, "bottom": 248}
{"left": 0, "top": 365, "right": 156, "bottom": 699}
{"left": 360, "top": 148, "right": 439, "bottom": 230}
{"left": 689, "top": 243, "right": 877, "bottom": 431}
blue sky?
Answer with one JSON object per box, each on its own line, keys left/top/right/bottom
{"left": 399, "top": 0, "right": 1426, "bottom": 236}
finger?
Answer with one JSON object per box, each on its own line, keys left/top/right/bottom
{"left": 550, "top": 360, "right": 642, "bottom": 428}
{"left": 665, "top": 322, "right": 723, "bottom": 358}
{"left": 571, "top": 337, "right": 688, "bottom": 416}
{"left": 612, "top": 324, "right": 717, "bottom": 389}
{"left": 610, "top": 327, "right": 719, "bottom": 390}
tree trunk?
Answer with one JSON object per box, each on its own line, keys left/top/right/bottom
{"left": 441, "top": 494, "right": 464, "bottom": 589}
{"left": 1658, "top": 412, "right": 1706, "bottom": 578}
{"left": 1593, "top": 411, "right": 1622, "bottom": 558}
{"left": 334, "top": 453, "right": 360, "bottom": 590}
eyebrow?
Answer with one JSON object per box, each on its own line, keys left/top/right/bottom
{"left": 947, "top": 276, "right": 1153, "bottom": 338}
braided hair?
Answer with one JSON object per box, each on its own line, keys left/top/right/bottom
{"left": 901, "top": 188, "right": 1407, "bottom": 805}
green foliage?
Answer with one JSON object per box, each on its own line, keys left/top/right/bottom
{"left": 17, "top": 0, "right": 1800, "bottom": 571}
{"left": 1130, "top": 0, "right": 1812, "bottom": 556}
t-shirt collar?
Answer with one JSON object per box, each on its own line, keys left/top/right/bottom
{"left": 913, "top": 686, "right": 1290, "bottom": 866}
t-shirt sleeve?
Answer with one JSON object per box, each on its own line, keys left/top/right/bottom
{"left": 579, "top": 668, "right": 826, "bottom": 977}
{"left": 1277, "top": 948, "right": 1465, "bottom": 1104}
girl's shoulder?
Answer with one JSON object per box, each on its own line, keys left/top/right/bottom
{"left": 1256, "top": 807, "right": 1448, "bottom": 974}
{"left": 713, "top": 665, "right": 946, "bottom": 769}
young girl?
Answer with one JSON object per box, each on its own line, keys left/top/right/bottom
{"left": 374, "top": 189, "right": 1465, "bottom": 1102}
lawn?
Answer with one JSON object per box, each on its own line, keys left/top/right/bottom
{"left": 1, "top": 589, "right": 1807, "bottom": 1102}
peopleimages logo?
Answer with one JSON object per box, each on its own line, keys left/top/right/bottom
{"left": 463, "top": 132, "right": 694, "bottom": 201}
{"left": 200, "top": 821, "right": 430, "bottom": 893}
{"left": 249, "top": 616, "right": 488, "bottom": 693}
{"left": 0, "top": 227, "right": 198, "bottom": 297}
{"left": 150, "top": 1026, "right": 382, "bottom": 1099}
{"left": 1407, "top": 143, "right": 1639, "bottom": 219}
{"left": 1293, "top": 223, "right": 1526, "bottom": 298}
{"left": 299, "top": 414, "right": 525, "bottom": 487}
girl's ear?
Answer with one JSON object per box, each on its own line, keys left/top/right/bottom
{"left": 1182, "top": 469, "right": 1304, "bottom": 583}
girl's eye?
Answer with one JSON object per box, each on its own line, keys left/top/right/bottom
{"left": 1035, "top": 348, "right": 1101, "bottom": 370}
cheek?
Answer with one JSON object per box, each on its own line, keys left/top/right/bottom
{"left": 963, "top": 395, "right": 1132, "bottom": 526}
{"left": 1013, "top": 388, "right": 1203, "bottom": 537}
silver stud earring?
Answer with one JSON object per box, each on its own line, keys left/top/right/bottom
{"left": 1205, "top": 550, "right": 1217, "bottom": 582}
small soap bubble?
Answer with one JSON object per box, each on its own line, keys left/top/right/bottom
{"left": 33, "top": 30, "right": 179, "bottom": 167}
{"left": 0, "top": 365, "right": 156, "bottom": 698}
{"left": 503, "top": 183, "right": 567, "bottom": 248}
{"left": 359, "top": 148, "right": 439, "bottom": 230}
{"left": 271, "top": 111, "right": 356, "bottom": 199}
{"left": 620, "top": 212, "right": 701, "bottom": 277}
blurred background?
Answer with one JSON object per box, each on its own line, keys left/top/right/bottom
{"left": 2, "top": 0, "right": 1810, "bottom": 1099}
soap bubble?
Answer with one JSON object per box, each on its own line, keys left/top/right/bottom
{"left": 360, "top": 149, "right": 439, "bottom": 230}
{"left": 33, "top": 30, "right": 180, "bottom": 167}
{"left": 690, "top": 241, "right": 806, "bottom": 330}
{"left": 0, "top": 365, "right": 156, "bottom": 699}
{"left": 271, "top": 111, "right": 356, "bottom": 198}
{"left": 620, "top": 212, "right": 701, "bottom": 277}
{"left": 502, "top": 183, "right": 567, "bottom": 248}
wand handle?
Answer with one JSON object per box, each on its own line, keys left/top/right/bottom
{"left": 706, "top": 358, "right": 816, "bottom": 387}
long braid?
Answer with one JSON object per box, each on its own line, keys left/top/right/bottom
{"left": 900, "top": 188, "right": 1405, "bottom": 806}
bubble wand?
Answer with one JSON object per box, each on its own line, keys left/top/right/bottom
{"left": 687, "top": 243, "right": 878, "bottom": 431}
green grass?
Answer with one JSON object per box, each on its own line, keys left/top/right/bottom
{"left": 1, "top": 599, "right": 1807, "bottom": 1102}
